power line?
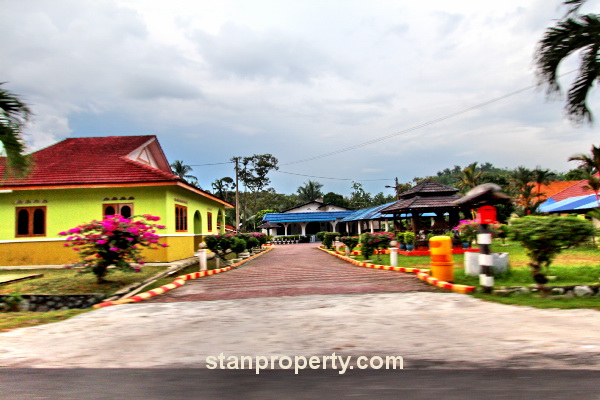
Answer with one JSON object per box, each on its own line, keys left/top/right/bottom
{"left": 189, "top": 161, "right": 235, "bottom": 166}
{"left": 281, "top": 73, "right": 576, "bottom": 166}
{"left": 276, "top": 170, "right": 394, "bottom": 182}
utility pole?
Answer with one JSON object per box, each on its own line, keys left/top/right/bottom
{"left": 234, "top": 157, "right": 240, "bottom": 233}
{"left": 394, "top": 177, "right": 400, "bottom": 200}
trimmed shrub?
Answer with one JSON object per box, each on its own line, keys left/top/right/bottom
{"left": 339, "top": 236, "right": 359, "bottom": 251}
{"left": 509, "top": 215, "right": 594, "bottom": 283}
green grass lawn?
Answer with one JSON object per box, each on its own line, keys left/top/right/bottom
{"left": 0, "top": 266, "right": 167, "bottom": 295}
{"left": 0, "top": 309, "right": 90, "bottom": 332}
{"left": 344, "top": 241, "right": 600, "bottom": 309}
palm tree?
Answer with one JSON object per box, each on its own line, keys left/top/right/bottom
{"left": 510, "top": 167, "right": 536, "bottom": 214}
{"left": 297, "top": 180, "right": 324, "bottom": 202}
{"left": 0, "top": 83, "right": 31, "bottom": 175}
{"left": 568, "top": 144, "right": 600, "bottom": 172}
{"left": 569, "top": 144, "right": 600, "bottom": 205}
{"left": 532, "top": 167, "right": 557, "bottom": 199}
{"left": 170, "top": 160, "right": 199, "bottom": 187}
{"left": 455, "top": 162, "right": 483, "bottom": 193}
{"left": 211, "top": 176, "right": 235, "bottom": 202}
{"left": 535, "top": 0, "right": 600, "bottom": 123}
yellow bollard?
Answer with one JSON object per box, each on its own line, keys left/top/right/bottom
{"left": 429, "top": 236, "right": 454, "bottom": 282}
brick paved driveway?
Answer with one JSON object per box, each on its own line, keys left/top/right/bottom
{"left": 149, "top": 243, "right": 438, "bottom": 302}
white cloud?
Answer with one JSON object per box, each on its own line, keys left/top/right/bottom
{"left": 2, "top": 0, "right": 598, "bottom": 196}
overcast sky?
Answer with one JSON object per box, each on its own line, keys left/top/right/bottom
{"left": 2, "top": 0, "right": 599, "bottom": 196}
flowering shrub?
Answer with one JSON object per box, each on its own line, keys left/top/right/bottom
{"left": 59, "top": 214, "right": 167, "bottom": 283}
{"left": 360, "top": 232, "right": 395, "bottom": 260}
{"left": 339, "top": 236, "right": 359, "bottom": 251}
{"left": 204, "top": 234, "right": 234, "bottom": 261}
{"left": 453, "top": 220, "right": 478, "bottom": 244}
{"left": 453, "top": 219, "right": 501, "bottom": 244}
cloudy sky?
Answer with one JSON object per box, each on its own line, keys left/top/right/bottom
{"left": 2, "top": 0, "right": 599, "bottom": 196}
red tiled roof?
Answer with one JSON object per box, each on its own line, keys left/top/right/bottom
{"left": 551, "top": 179, "right": 596, "bottom": 201}
{"left": 0, "top": 135, "right": 179, "bottom": 187}
{"left": 530, "top": 181, "right": 581, "bottom": 200}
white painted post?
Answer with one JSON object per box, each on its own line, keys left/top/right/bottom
{"left": 390, "top": 240, "right": 398, "bottom": 267}
{"left": 335, "top": 236, "right": 341, "bottom": 252}
{"left": 198, "top": 242, "right": 207, "bottom": 271}
{"left": 369, "top": 220, "right": 375, "bottom": 233}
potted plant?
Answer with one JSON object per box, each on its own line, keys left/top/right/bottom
{"left": 404, "top": 231, "right": 415, "bottom": 251}
{"left": 455, "top": 220, "right": 478, "bottom": 249}
{"left": 396, "top": 232, "right": 406, "bottom": 250}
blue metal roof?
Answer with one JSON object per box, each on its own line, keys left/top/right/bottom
{"left": 263, "top": 211, "right": 354, "bottom": 223}
{"left": 539, "top": 194, "right": 597, "bottom": 213}
{"left": 340, "top": 202, "right": 397, "bottom": 222}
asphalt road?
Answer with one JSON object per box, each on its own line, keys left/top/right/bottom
{"left": 2, "top": 369, "right": 600, "bottom": 399}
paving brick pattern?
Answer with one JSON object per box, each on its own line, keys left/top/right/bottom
{"left": 148, "top": 243, "right": 438, "bottom": 302}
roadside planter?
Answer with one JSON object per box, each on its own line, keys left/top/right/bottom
{"left": 464, "top": 252, "right": 509, "bottom": 276}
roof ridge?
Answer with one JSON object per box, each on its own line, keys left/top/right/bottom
{"left": 120, "top": 156, "right": 178, "bottom": 180}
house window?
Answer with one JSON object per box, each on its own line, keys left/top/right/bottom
{"left": 176, "top": 205, "right": 188, "bottom": 232}
{"left": 103, "top": 203, "right": 133, "bottom": 218}
{"left": 16, "top": 206, "right": 46, "bottom": 237}
{"left": 207, "top": 212, "right": 213, "bottom": 232}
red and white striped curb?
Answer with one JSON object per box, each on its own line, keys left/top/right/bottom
{"left": 320, "top": 247, "right": 475, "bottom": 294}
{"left": 93, "top": 247, "right": 273, "bottom": 308}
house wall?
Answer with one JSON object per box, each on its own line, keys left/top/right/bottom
{"left": 0, "top": 185, "right": 228, "bottom": 266}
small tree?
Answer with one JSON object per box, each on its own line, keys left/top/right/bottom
{"left": 339, "top": 236, "right": 359, "bottom": 252}
{"left": 231, "top": 236, "right": 247, "bottom": 257}
{"left": 323, "top": 232, "right": 340, "bottom": 249}
{"left": 60, "top": 214, "right": 167, "bottom": 283}
{"left": 509, "top": 215, "right": 594, "bottom": 284}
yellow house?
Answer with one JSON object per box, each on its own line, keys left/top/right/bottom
{"left": 0, "top": 135, "right": 233, "bottom": 266}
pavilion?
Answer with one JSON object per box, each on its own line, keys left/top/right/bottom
{"left": 380, "top": 181, "right": 464, "bottom": 234}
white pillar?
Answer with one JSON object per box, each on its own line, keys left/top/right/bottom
{"left": 346, "top": 222, "right": 351, "bottom": 235}
{"left": 299, "top": 222, "right": 308, "bottom": 236}
{"left": 331, "top": 220, "right": 338, "bottom": 232}
{"left": 369, "top": 220, "right": 374, "bottom": 233}
{"left": 283, "top": 223, "right": 289, "bottom": 235}
{"left": 390, "top": 240, "right": 398, "bottom": 267}
{"left": 198, "top": 242, "right": 207, "bottom": 271}
{"left": 358, "top": 222, "right": 362, "bottom": 235}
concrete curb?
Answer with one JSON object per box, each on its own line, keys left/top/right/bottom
{"left": 93, "top": 247, "right": 273, "bottom": 308}
{"left": 320, "top": 247, "right": 475, "bottom": 295}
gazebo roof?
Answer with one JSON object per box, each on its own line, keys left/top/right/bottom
{"left": 380, "top": 181, "right": 462, "bottom": 214}
{"left": 399, "top": 181, "right": 459, "bottom": 199}
{"left": 258, "top": 222, "right": 280, "bottom": 229}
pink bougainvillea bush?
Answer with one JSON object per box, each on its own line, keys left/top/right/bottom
{"left": 59, "top": 214, "right": 167, "bottom": 283}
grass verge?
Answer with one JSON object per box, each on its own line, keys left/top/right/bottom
{"left": 0, "top": 309, "right": 90, "bottom": 332}
{"left": 0, "top": 266, "right": 167, "bottom": 295}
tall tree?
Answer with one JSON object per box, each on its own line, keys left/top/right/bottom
{"left": 454, "top": 162, "right": 484, "bottom": 193}
{"left": 234, "top": 154, "right": 279, "bottom": 230}
{"left": 532, "top": 167, "right": 557, "bottom": 198}
{"left": 323, "top": 192, "right": 350, "bottom": 208}
{"left": 569, "top": 144, "right": 600, "bottom": 204}
{"left": 211, "top": 176, "right": 235, "bottom": 203}
{"left": 535, "top": 0, "right": 600, "bottom": 123}
{"left": 0, "top": 83, "right": 31, "bottom": 175}
{"left": 296, "top": 180, "right": 324, "bottom": 202}
{"left": 349, "top": 181, "right": 373, "bottom": 209}
{"left": 170, "top": 160, "right": 199, "bottom": 187}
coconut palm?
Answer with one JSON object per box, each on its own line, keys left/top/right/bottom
{"left": 532, "top": 167, "right": 557, "bottom": 199}
{"left": 170, "top": 160, "right": 199, "bottom": 187}
{"left": 569, "top": 144, "right": 600, "bottom": 205}
{"left": 454, "top": 162, "right": 483, "bottom": 193}
{"left": 535, "top": 0, "right": 600, "bottom": 123}
{"left": 568, "top": 144, "right": 600, "bottom": 172}
{"left": 297, "top": 180, "right": 324, "bottom": 202}
{"left": 0, "top": 83, "right": 31, "bottom": 175}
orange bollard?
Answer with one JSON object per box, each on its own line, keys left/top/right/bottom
{"left": 429, "top": 236, "right": 454, "bottom": 282}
